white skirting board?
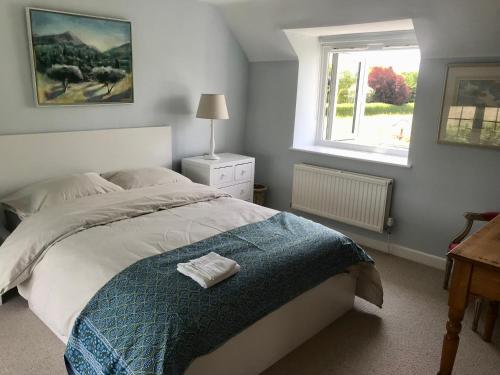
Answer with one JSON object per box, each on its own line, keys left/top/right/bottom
{"left": 341, "top": 230, "right": 447, "bottom": 271}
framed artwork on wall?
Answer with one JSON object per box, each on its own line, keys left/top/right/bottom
{"left": 26, "top": 8, "right": 134, "bottom": 106}
{"left": 438, "top": 63, "right": 500, "bottom": 149}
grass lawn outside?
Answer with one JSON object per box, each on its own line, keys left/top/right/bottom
{"left": 331, "top": 114, "right": 413, "bottom": 148}
{"left": 336, "top": 102, "right": 415, "bottom": 117}
{"left": 322, "top": 100, "right": 416, "bottom": 149}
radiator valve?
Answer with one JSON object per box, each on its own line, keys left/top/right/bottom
{"left": 386, "top": 217, "right": 395, "bottom": 228}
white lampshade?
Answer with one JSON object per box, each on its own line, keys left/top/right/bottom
{"left": 196, "top": 94, "right": 229, "bottom": 120}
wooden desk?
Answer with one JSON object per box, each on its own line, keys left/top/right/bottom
{"left": 438, "top": 215, "right": 500, "bottom": 374}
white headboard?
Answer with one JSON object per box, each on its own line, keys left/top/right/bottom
{"left": 0, "top": 126, "right": 172, "bottom": 201}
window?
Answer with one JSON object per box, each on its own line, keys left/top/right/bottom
{"left": 317, "top": 32, "right": 420, "bottom": 157}
{"left": 446, "top": 106, "right": 500, "bottom": 144}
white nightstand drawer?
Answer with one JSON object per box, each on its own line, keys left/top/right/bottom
{"left": 222, "top": 181, "right": 253, "bottom": 201}
{"left": 213, "top": 166, "right": 234, "bottom": 186}
{"left": 182, "top": 154, "right": 255, "bottom": 198}
{"left": 234, "top": 162, "right": 253, "bottom": 182}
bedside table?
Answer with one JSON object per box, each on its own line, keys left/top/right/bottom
{"left": 182, "top": 153, "right": 255, "bottom": 202}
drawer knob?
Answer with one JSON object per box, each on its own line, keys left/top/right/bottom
{"left": 240, "top": 190, "right": 245, "bottom": 194}
{"left": 241, "top": 170, "right": 245, "bottom": 175}
{"left": 220, "top": 174, "right": 225, "bottom": 178}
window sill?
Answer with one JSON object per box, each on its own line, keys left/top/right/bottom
{"left": 290, "top": 144, "right": 411, "bottom": 168}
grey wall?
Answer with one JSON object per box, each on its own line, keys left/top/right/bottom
{"left": 0, "top": 0, "right": 248, "bottom": 170}
{"left": 244, "top": 59, "right": 500, "bottom": 257}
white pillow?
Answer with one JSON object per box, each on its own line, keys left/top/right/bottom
{"left": 103, "top": 167, "right": 191, "bottom": 190}
{"left": 1, "top": 173, "right": 123, "bottom": 218}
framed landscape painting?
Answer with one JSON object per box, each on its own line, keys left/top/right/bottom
{"left": 26, "top": 8, "right": 134, "bottom": 106}
{"left": 438, "top": 63, "right": 500, "bottom": 149}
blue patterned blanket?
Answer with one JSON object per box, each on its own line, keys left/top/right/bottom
{"left": 64, "top": 212, "right": 373, "bottom": 375}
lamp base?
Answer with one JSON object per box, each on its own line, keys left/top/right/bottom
{"left": 204, "top": 153, "right": 220, "bottom": 160}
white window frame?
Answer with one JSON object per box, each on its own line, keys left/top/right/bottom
{"left": 315, "top": 31, "right": 419, "bottom": 157}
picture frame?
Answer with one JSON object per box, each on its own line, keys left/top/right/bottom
{"left": 26, "top": 7, "right": 134, "bottom": 106}
{"left": 438, "top": 63, "right": 500, "bottom": 150}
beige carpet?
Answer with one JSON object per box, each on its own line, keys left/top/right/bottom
{"left": 0, "top": 249, "right": 498, "bottom": 375}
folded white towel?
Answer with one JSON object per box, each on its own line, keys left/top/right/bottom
{"left": 177, "top": 252, "right": 240, "bottom": 288}
{"left": 188, "top": 252, "right": 237, "bottom": 280}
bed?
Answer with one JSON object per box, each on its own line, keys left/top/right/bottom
{"left": 0, "top": 126, "right": 383, "bottom": 375}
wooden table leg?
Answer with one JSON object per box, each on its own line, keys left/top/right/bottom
{"left": 438, "top": 260, "right": 472, "bottom": 375}
{"left": 472, "top": 297, "right": 483, "bottom": 332}
{"left": 483, "top": 301, "right": 498, "bottom": 342}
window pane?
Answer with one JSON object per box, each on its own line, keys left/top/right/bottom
{"left": 329, "top": 54, "right": 361, "bottom": 141}
{"left": 359, "top": 49, "right": 420, "bottom": 149}
{"left": 480, "top": 121, "right": 500, "bottom": 144}
{"left": 445, "top": 118, "right": 473, "bottom": 143}
{"left": 484, "top": 107, "right": 498, "bottom": 122}
{"left": 448, "top": 106, "right": 463, "bottom": 119}
{"left": 460, "top": 106, "right": 476, "bottom": 120}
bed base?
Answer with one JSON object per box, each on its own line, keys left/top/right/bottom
{"left": 186, "top": 273, "right": 356, "bottom": 375}
{"left": 40, "top": 273, "right": 355, "bottom": 374}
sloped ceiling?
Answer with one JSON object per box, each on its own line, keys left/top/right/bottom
{"left": 201, "top": 0, "right": 500, "bottom": 62}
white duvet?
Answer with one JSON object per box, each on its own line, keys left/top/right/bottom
{"left": 0, "top": 181, "right": 382, "bottom": 343}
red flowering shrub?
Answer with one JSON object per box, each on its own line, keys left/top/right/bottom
{"left": 368, "top": 67, "right": 411, "bottom": 105}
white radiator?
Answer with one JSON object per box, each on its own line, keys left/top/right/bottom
{"left": 291, "top": 164, "right": 393, "bottom": 233}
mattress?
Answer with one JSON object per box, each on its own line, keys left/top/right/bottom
{"left": 0, "top": 181, "right": 382, "bottom": 373}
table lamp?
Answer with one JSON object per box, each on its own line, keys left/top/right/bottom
{"left": 196, "top": 94, "right": 229, "bottom": 160}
